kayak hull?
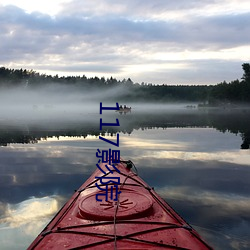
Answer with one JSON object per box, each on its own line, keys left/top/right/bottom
{"left": 28, "top": 160, "right": 213, "bottom": 249}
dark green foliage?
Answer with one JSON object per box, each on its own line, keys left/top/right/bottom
{"left": 0, "top": 63, "right": 249, "bottom": 104}
{"left": 242, "top": 63, "right": 250, "bottom": 82}
{"left": 209, "top": 63, "right": 250, "bottom": 104}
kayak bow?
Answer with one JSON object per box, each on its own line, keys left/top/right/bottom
{"left": 28, "top": 160, "right": 213, "bottom": 249}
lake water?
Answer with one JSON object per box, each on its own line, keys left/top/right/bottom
{"left": 0, "top": 104, "right": 250, "bottom": 249}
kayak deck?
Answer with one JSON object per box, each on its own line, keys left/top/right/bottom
{"left": 28, "top": 160, "right": 213, "bottom": 249}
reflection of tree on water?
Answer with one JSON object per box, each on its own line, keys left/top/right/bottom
{"left": 0, "top": 132, "right": 38, "bottom": 146}
{"left": 0, "top": 109, "right": 250, "bottom": 149}
{"left": 202, "top": 109, "right": 250, "bottom": 150}
{"left": 241, "top": 133, "right": 250, "bottom": 149}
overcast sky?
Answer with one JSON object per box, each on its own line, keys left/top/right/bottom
{"left": 0, "top": 0, "right": 250, "bottom": 85}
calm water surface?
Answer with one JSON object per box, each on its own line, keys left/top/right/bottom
{"left": 0, "top": 105, "right": 250, "bottom": 249}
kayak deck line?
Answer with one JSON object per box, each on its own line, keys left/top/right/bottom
{"left": 28, "top": 159, "right": 213, "bottom": 249}
{"left": 41, "top": 225, "right": 193, "bottom": 250}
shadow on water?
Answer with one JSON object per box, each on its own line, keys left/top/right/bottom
{"left": 0, "top": 106, "right": 250, "bottom": 149}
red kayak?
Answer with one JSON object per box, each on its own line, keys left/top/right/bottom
{"left": 28, "top": 160, "right": 213, "bottom": 249}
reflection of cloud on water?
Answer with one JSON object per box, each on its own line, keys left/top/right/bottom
{"left": 3, "top": 142, "right": 96, "bottom": 178}
{"left": 194, "top": 223, "right": 250, "bottom": 250}
{"left": 120, "top": 127, "right": 249, "bottom": 166}
{"left": 121, "top": 127, "right": 243, "bottom": 152}
{"left": 123, "top": 139, "right": 184, "bottom": 150}
{"left": 0, "top": 142, "right": 96, "bottom": 204}
{"left": 0, "top": 196, "right": 59, "bottom": 231}
{"left": 153, "top": 150, "right": 250, "bottom": 166}
{"left": 157, "top": 186, "right": 250, "bottom": 216}
{"left": 121, "top": 130, "right": 188, "bottom": 150}
{"left": 157, "top": 186, "right": 250, "bottom": 250}
{"left": 0, "top": 196, "right": 61, "bottom": 249}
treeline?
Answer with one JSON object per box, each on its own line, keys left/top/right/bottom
{"left": 0, "top": 63, "right": 249, "bottom": 103}
{"left": 208, "top": 63, "right": 250, "bottom": 104}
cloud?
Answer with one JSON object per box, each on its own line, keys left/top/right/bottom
{"left": 58, "top": 0, "right": 245, "bottom": 19}
{"left": 4, "top": 5, "right": 247, "bottom": 49}
{"left": 0, "top": 1, "right": 250, "bottom": 84}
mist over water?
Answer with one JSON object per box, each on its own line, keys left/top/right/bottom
{"left": 0, "top": 84, "right": 250, "bottom": 249}
{"left": 0, "top": 84, "right": 198, "bottom": 124}
{"left": 0, "top": 85, "right": 98, "bottom": 121}
{"left": 1, "top": 84, "right": 250, "bottom": 149}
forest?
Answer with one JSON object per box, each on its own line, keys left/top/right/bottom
{"left": 0, "top": 63, "right": 249, "bottom": 104}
